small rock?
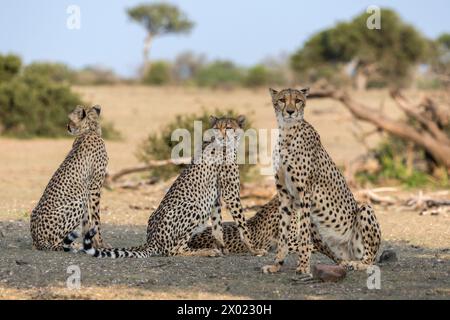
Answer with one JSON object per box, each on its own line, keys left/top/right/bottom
{"left": 378, "top": 249, "right": 398, "bottom": 263}
{"left": 15, "top": 260, "right": 30, "bottom": 266}
{"left": 312, "top": 264, "right": 346, "bottom": 282}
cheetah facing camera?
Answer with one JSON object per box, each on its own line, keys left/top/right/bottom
{"left": 261, "top": 88, "right": 381, "bottom": 277}
{"left": 30, "top": 105, "right": 109, "bottom": 251}
{"left": 83, "top": 116, "right": 266, "bottom": 258}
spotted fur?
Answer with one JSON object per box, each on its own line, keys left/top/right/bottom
{"left": 261, "top": 88, "right": 381, "bottom": 275}
{"left": 30, "top": 105, "right": 108, "bottom": 251}
{"left": 83, "top": 116, "right": 266, "bottom": 258}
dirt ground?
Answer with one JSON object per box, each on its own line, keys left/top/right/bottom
{"left": 0, "top": 86, "right": 449, "bottom": 300}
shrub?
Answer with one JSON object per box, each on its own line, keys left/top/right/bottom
{"left": 23, "top": 62, "right": 75, "bottom": 84}
{"left": 244, "top": 65, "right": 270, "bottom": 88}
{"left": 73, "top": 66, "right": 120, "bottom": 85}
{"left": 0, "top": 75, "right": 83, "bottom": 137}
{"left": 143, "top": 61, "right": 172, "bottom": 85}
{"left": 195, "top": 61, "right": 244, "bottom": 88}
{"left": 0, "top": 56, "right": 120, "bottom": 139}
{"left": 0, "top": 54, "right": 22, "bottom": 82}
{"left": 137, "top": 109, "right": 257, "bottom": 181}
{"left": 356, "top": 135, "right": 449, "bottom": 188}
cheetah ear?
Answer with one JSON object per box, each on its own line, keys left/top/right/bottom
{"left": 209, "top": 115, "right": 218, "bottom": 127}
{"left": 92, "top": 105, "right": 101, "bottom": 116}
{"left": 237, "top": 115, "right": 246, "bottom": 128}
{"left": 81, "top": 108, "right": 87, "bottom": 119}
{"left": 300, "top": 87, "right": 310, "bottom": 97}
{"left": 269, "top": 88, "right": 278, "bottom": 99}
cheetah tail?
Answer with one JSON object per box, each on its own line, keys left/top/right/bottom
{"left": 83, "top": 227, "right": 151, "bottom": 258}
{"left": 62, "top": 231, "right": 79, "bottom": 252}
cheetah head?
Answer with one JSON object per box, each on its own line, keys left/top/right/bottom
{"left": 269, "top": 88, "right": 309, "bottom": 125}
{"left": 208, "top": 115, "right": 245, "bottom": 148}
{"left": 67, "top": 105, "right": 102, "bottom": 136}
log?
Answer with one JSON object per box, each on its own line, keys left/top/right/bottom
{"left": 104, "top": 157, "right": 191, "bottom": 187}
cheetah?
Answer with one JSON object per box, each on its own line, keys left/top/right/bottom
{"left": 189, "top": 196, "right": 373, "bottom": 263}
{"left": 30, "top": 105, "right": 108, "bottom": 251}
{"left": 189, "top": 197, "right": 281, "bottom": 253}
{"left": 261, "top": 88, "right": 381, "bottom": 277}
{"left": 83, "top": 116, "right": 266, "bottom": 258}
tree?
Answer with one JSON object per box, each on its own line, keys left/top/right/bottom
{"left": 0, "top": 54, "right": 22, "bottom": 82}
{"left": 291, "top": 9, "right": 428, "bottom": 89}
{"left": 127, "top": 3, "right": 194, "bottom": 76}
{"left": 428, "top": 33, "right": 450, "bottom": 87}
{"left": 172, "top": 51, "right": 206, "bottom": 84}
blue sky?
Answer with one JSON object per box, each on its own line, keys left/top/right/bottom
{"left": 1, "top": 0, "right": 449, "bottom": 77}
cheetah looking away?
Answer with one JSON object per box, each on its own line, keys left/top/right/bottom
{"left": 261, "top": 88, "right": 381, "bottom": 276}
{"left": 30, "top": 105, "right": 108, "bottom": 251}
{"left": 83, "top": 116, "right": 266, "bottom": 258}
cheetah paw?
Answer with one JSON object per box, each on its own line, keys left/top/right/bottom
{"left": 293, "top": 274, "right": 321, "bottom": 284}
{"left": 209, "top": 248, "right": 224, "bottom": 257}
{"left": 252, "top": 248, "right": 268, "bottom": 257}
{"left": 261, "top": 264, "right": 280, "bottom": 274}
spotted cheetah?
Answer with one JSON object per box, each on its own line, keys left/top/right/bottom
{"left": 30, "top": 105, "right": 108, "bottom": 251}
{"left": 189, "top": 197, "right": 280, "bottom": 253}
{"left": 83, "top": 116, "right": 266, "bottom": 258}
{"left": 261, "top": 88, "right": 381, "bottom": 276}
{"left": 189, "top": 196, "right": 377, "bottom": 263}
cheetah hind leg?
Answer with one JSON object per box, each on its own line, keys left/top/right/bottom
{"left": 176, "top": 244, "right": 223, "bottom": 257}
{"left": 34, "top": 230, "right": 79, "bottom": 252}
{"left": 339, "top": 203, "right": 382, "bottom": 271}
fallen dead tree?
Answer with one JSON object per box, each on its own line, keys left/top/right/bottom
{"left": 308, "top": 88, "right": 450, "bottom": 170}
{"left": 104, "top": 157, "right": 191, "bottom": 189}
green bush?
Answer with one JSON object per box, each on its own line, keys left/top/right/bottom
{"left": 356, "top": 136, "right": 449, "bottom": 188}
{"left": 137, "top": 109, "right": 257, "bottom": 181}
{"left": 244, "top": 65, "right": 270, "bottom": 87}
{"left": 0, "top": 54, "right": 120, "bottom": 139}
{"left": 143, "top": 61, "right": 172, "bottom": 85}
{"left": 0, "top": 54, "right": 22, "bottom": 82}
{"left": 0, "top": 75, "right": 83, "bottom": 137}
{"left": 195, "top": 61, "right": 244, "bottom": 88}
{"left": 23, "top": 62, "right": 75, "bottom": 84}
{"left": 74, "top": 66, "right": 120, "bottom": 85}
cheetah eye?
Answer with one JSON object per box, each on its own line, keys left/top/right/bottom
{"left": 279, "top": 98, "right": 286, "bottom": 103}
{"left": 295, "top": 99, "right": 302, "bottom": 104}
{"left": 226, "top": 126, "right": 233, "bottom": 130}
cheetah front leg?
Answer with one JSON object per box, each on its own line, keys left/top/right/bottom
{"left": 294, "top": 192, "right": 314, "bottom": 277}
{"left": 262, "top": 188, "right": 295, "bottom": 274}
{"left": 210, "top": 196, "right": 228, "bottom": 254}
{"left": 220, "top": 165, "right": 266, "bottom": 256}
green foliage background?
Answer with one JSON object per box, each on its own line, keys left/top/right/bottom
{"left": 137, "top": 109, "right": 257, "bottom": 181}
{"left": 0, "top": 54, "right": 119, "bottom": 138}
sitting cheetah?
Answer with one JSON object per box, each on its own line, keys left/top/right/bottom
{"left": 261, "top": 88, "right": 381, "bottom": 276}
{"left": 30, "top": 105, "right": 108, "bottom": 251}
{"left": 83, "top": 116, "right": 266, "bottom": 258}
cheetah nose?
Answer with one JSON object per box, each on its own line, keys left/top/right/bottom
{"left": 286, "top": 109, "right": 294, "bottom": 116}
